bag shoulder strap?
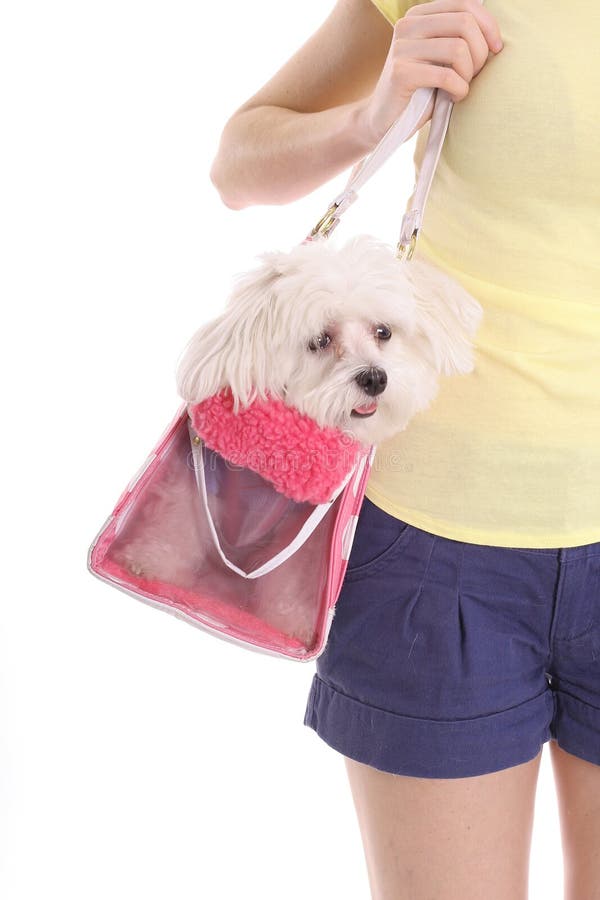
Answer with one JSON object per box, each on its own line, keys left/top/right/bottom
{"left": 305, "top": 87, "right": 453, "bottom": 259}
{"left": 304, "top": 0, "right": 486, "bottom": 256}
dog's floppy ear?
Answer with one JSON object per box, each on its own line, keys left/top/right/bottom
{"left": 175, "top": 253, "right": 290, "bottom": 410}
{"left": 404, "top": 255, "right": 483, "bottom": 376}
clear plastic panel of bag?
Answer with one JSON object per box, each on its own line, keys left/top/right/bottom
{"left": 99, "top": 415, "right": 343, "bottom": 653}
{"left": 199, "top": 440, "right": 319, "bottom": 573}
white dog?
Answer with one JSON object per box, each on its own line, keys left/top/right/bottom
{"left": 176, "top": 233, "right": 483, "bottom": 446}
{"left": 108, "top": 233, "right": 482, "bottom": 650}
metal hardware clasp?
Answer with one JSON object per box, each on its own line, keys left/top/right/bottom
{"left": 396, "top": 228, "right": 418, "bottom": 261}
{"left": 310, "top": 201, "right": 340, "bottom": 239}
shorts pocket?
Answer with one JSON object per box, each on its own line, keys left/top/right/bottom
{"left": 345, "top": 496, "right": 413, "bottom": 580}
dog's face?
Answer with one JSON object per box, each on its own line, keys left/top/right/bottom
{"left": 287, "top": 299, "right": 432, "bottom": 447}
{"left": 176, "top": 234, "right": 483, "bottom": 446}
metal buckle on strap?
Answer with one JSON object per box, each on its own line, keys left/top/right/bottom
{"left": 310, "top": 201, "right": 340, "bottom": 239}
{"left": 396, "top": 228, "right": 418, "bottom": 261}
{"left": 309, "top": 192, "right": 357, "bottom": 240}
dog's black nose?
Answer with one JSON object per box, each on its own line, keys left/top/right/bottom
{"left": 355, "top": 367, "right": 387, "bottom": 396}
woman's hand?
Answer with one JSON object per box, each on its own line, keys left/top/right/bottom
{"left": 357, "top": 0, "right": 504, "bottom": 146}
{"left": 208, "top": 0, "right": 504, "bottom": 209}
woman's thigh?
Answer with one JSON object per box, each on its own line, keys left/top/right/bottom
{"left": 344, "top": 748, "right": 543, "bottom": 900}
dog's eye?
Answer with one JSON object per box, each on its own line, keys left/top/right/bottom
{"left": 308, "top": 332, "right": 332, "bottom": 352}
{"left": 375, "top": 324, "right": 392, "bottom": 341}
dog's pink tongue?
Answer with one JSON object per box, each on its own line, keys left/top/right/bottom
{"left": 353, "top": 402, "right": 378, "bottom": 415}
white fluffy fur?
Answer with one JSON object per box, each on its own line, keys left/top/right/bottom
{"left": 176, "top": 233, "right": 483, "bottom": 447}
{"left": 114, "top": 235, "right": 483, "bottom": 643}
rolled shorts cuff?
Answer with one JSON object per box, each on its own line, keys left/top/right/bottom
{"left": 304, "top": 674, "right": 556, "bottom": 779}
{"left": 551, "top": 688, "right": 600, "bottom": 768}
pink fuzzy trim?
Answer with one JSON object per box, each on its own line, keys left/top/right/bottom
{"left": 189, "top": 388, "right": 362, "bottom": 504}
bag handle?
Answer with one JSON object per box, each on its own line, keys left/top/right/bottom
{"left": 305, "top": 86, "right": 451, "bottom": 259}
{"left": 189, "top": 422, "right": 363, "bottom": 579}
{"left": 305, "top": 0, "right": 484, "bottom": 258}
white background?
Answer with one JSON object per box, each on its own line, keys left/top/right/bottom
{"left": 1, "top": 0, "right": 564, "bottom": 897}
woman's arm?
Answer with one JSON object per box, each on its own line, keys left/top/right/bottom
{"left": 211, "top": 0, "right": 503, "bottom": 210}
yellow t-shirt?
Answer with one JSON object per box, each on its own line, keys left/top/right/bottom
{"left": 365, "top": 0, "right": 600, "bottom": 548}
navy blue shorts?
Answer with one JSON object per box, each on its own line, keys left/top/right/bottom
{"left": 303, "top": 497, "right": 600, "bottom": 779}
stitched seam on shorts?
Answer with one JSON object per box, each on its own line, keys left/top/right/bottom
{"left": 552, "top": 554, "right": 596, "bottom": 640}
{"left": 551, "top": 681, "right": 600, "bottom": 713}
{"left": 343, "top": 525, "right": 413, "bottom": 581}
{"left": 553, "top": 625, "right": 596, "bottom": 642}
{"left": 505, "top": 548, "right": 558, "bottom": 555}
{"left": 411, "top": 531, "right": 438, "bottom": 609}
{"left": 314, "top": 674, "right": 551, "bottom": 725}
{"left": 560, "top": 551, "right": 600, "bottom": 563}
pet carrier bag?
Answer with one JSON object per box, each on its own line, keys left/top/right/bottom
{"left": 88, "top": 82, "right": 457, "bottom": 662}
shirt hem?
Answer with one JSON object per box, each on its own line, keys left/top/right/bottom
{"left": 364, "top": 485, "right": 600, "bottom": 550}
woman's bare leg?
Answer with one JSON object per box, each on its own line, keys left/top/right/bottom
{"left": 344, "top": 748, "right": 543, "bottom": 900}
{"left": 549, "top": 740, "right": 600, "bottom": 900}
